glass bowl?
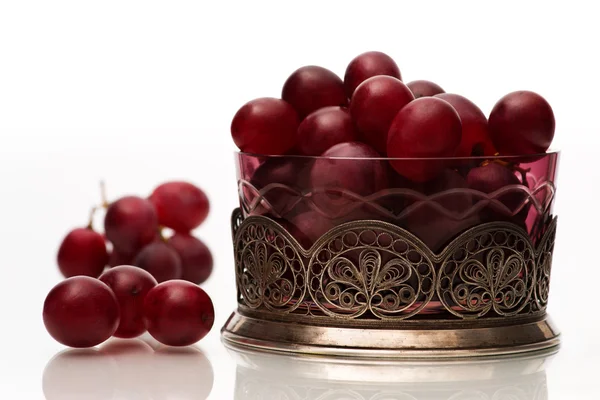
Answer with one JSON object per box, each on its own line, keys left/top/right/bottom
{"left": 223, "top": 151, "right": 560, "bottom": 358}
{"left": 235, "top": 151, "right": 558, "bottom": 250}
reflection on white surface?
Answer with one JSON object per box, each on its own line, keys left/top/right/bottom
{"left": 43, "top": 337, "right": 214, "bottom": 400}
{"left": 229, "top": 347, "right": 555, "bottom": 400}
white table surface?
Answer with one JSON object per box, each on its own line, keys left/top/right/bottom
{"left": 3, "top": 316, "right": 599, "bottom": 399}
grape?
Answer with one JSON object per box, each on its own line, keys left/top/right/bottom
{"left": 108, "top": 249, "right": 134, "bottom": 268}
{"left": 406, "top": 80, "right": 445, "bottom": 98}
{"left": 381, "top": 163, "right": 417, "bottom": 218}
{"left": 134, "top": 241, "right": 182, "bottom": 283}
{"left": 99, "top": 266, "right": 158, "bottom": 338}
{"left": 405, "top": 169, "right": 479, "bottom": 252}
{"left": 167, "top": 233, "right": 213, "bottom": 284}
{"left": 286, "top": 208, "right": 385, "bottom": 248}
{"left": 310, "top": 142, "right": 388, "bottom": 215}
{"left": 104, "top": 196, "right": 159, "bottom": 255}
{"left": 344, "top": 51, "right": 402, "bottom": 97}
{"left": 282, "top": 65, "right": 347, "bottom": 117}
{"left": 387, "top": 97, "right": 462, "bottom": 182}
{"left": 57, "top": 227, "right": 108, "bottom": 278}
{"left": 488, "top": 90, "right": 555, "bottom": 155}
{"left": 296, "top": 106, "right": 358, "bottom": 156}
{"left": 249, "top": 155, "right": 313, "bottom": 217}
{"left": 467, "top": 162, "right": 521, "bottom": 201}
{"left": 350, "top": 76, "right": 414, "bottom": 154}
{"left": 231, "top": 97, "right": 299, "bottom": 155}
{"left": 143, "top": 280, "right": 214, "bottom": 346}
{"left": 251, "top": 156, "right": 312, "bottom": 189}
{"left": 435, "top": 93, "right": 496, "bottom": 157}
{"left": 467, "top": 162, "right": 525, "bottom": 219}
{"left": 287, "top": 210, "right": 334, "bottom": 249}
{"left": 149, "top": 181, "right": 209, "bottom": 233}
{"left": 43, "top": 276, "right": 120, "bottom": 348}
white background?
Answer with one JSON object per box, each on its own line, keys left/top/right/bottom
{"left": 0, "top": 1, "right": 598, "bottom": 398}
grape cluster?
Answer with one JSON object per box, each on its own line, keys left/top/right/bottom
{"left": 57, "top": 181, "right": 212, "bottom": 284}
{"left": 231, "top": 50, "right": 554, "bottom": 166}
{"left": 230, "top": 51, "right": 556, "bottom": 249}
{"left": 45, "top": 181, "right": 215, "bottom": 348}
{"left": 43, "top": 272, "right": 214, "bottom": 348}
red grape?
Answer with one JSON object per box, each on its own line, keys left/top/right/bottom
{"left": 467, "top": 162, "right": 525, "bottom": 219}
{"left": 407, "top": 80, "right": 445, "bottom": 98}
{"left": 467, "top": 163, "right": 521, "bottom": 198}
{"left": 488, "top": 90, "right": 555, "bottom": 155}
{"left": 167, "top": 233, "right": 213, "bottom": 284}
{"left": 350, "top": 76, "right": 414, "bottom": 154}
{"left": 387, "top": 97, "right": 462, "bottom": 182}
{"left": 104, "top": 196, "right": 159, "bottom": 255}
{"left": 231, "top": 97, "right": 299, "bottom": 155}
{"left": 99, "top": 266, "right": 158, "bottom": 338}
{"left": 282, "top": 65, "right": 347, "bottom": 118}
{"left": 381, "top": 163, "right": 416, "bottom": 218}
{"left": 296, "top": 106, "right": 358, "bottom": 156}
{"left": 424, "top": 169, "right": 472, "bottom": 213}
{"left": 43, "top": 276, "right": 120, "bottom": 348}
{"left": 251, "top": 156, "right": 312, "bottom": 189}
{"left": 57, "top": 227, "right": 108, "bottom": 278}
{"left": 344, "top": 51, "right": 402, "bottom": 98}
{"left": 405, "top": 169, "right": 479, "bottom": 252}
{"left": 286, "top": 208, "right": 382, "bottom": 248}
{"left": 249, "top": 156, "right": 313, "bottom": 217}
{"left": 435, "top": 93, "right": 496, "bottom": 157}
{"left": 149, "top": 181, "right": 209, "bottom": 233}
{"left": 310, "top": 142, "right": 388, "bottom": 215}
{"left": 134, "top": 241, "right": 182, "bottom": 283}
{"left": 287, "top": 210, "right": 335, "bottom": 249}
{"left": 108, "top": 249, "right": 134, "bottom": 268}
{"left": 143, "top": 280, "right": 215, "bottom": 346}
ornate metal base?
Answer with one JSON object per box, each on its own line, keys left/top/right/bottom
{"left": 221, "top": 311, "right": 560, "bottom": 359}
{"left": 226, "top": 207, "right": 560, "bottom": 360}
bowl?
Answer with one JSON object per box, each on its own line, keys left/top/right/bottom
{"left": 222, "top": 151, "right": 560, "bottom": 358}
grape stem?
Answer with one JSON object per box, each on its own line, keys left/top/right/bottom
{"left": 87, "top": 181, "right": 110, "bottom": 230}
{"left": 87, "top": 206, "right": 100, "bottom": 230}
{"left": 158, "top": 227, "right": 168, "bottom": 242}
{"left": 100, "top": 180, "right": 109, "bottom": 208}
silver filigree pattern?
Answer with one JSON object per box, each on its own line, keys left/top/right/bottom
{"left": 232, "top": 207, "right": 244, "bottom": 239}
{"left": 307, "top": 224, "right": 435, "bottom": 319}
{"left": 534, "top": 218, "right": 557, "bottom": 311}
{"left": 232, "top": 208, "right": 557, "bottom": 323}
{"left": 438, "top": 223, "right": 536, "bottom": 318}
{"left": 234, "top": 218, "right": 306, "bottom": 313}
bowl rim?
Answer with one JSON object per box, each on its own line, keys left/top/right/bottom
{"left": 236, "top": 149, "right": 560, "bottom": 161}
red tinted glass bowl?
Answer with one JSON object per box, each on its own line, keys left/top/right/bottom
{"left": 236, "top": 151, "right": 558, "bottom": 250}
{"left": 225, "top": 150, "right": 560, "bottom": 358}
